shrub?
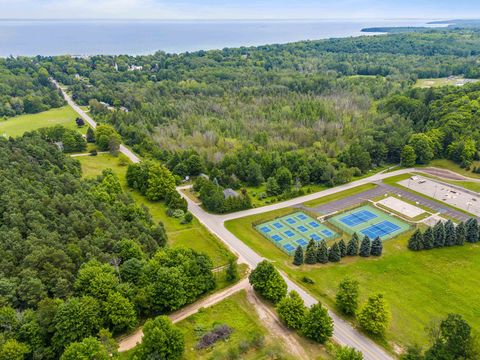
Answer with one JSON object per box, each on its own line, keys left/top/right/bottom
{"left": 196, "top": 324, "right": 233, "bottom": 350}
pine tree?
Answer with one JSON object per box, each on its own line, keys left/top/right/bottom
{"left": 455, "top": 222, "right": 466, "bottom": 246}
{"left": 359, "top": 236, "right": 371, "bottom": 257}
{"left": 328, "top": 242, "right": 341, "bottom": 262}
{"left": 444, "top": 220, "right": 456, "bottom": 246}
{"left": 347, "top": 233, "right": 359, "bottom": 256}
{"left": 422, "top": 227, "right": 434, "bottom": 250}
{"left": 293, "top": 246, "right": 304, "bottom": 266}
{"left": 433, "top": 221, "right": 446, "bottom": 248}
{"left": 466, "top": 218, "right": 479, "bottom": 243}
{"left": 338, "top": 239, "right": 347, "bottom": 257}
{"left": 370, "top": 237, "right": 383, "bottom": 256}
{"left": 316, "top": 240, "right": 329, "bottom": 264}
{"left": 408, "top": 229, "right": 423, "bottom": 251}
{"left": 305, "top": 239, "right": 317, "bottom": 265}
{"left": 86, "top": 127, "right": 95, "bottom": 143}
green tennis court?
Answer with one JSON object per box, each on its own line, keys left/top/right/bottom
{"left": 328, "top": 205, "right": 410, "bottom": 240}
{"left": 255, "top": 211, "right": 338, "bottom": 255}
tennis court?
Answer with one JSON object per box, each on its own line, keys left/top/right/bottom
{"left": 328, "top": 205, "right": 410, "bottom": 240}
{"left": 255, "top": 211, "right": 338, "bottom": 255}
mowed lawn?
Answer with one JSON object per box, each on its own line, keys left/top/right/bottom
{"left": 77, "top": 153, "right": 233, "bottom": 267}
{"left": 225, "top": 187, "right": 480, "bottom": 349}
{"left": 0, "top": 106, "right": 85, "bottom": 137}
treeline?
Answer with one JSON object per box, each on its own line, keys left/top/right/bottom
{"left": 0, "top": 58, "right": 64, "bottom": 117}
{"left": 408, "top": 219, "right": 479, "bottom": 251}
{"left": 386, "top": 83, "right": 480, "bottom": 169}
{"left": 293, "top": 233, "right": 383, "bottom": 266}
{"left": 0, "top": 134, "right": 216, "bottom": 359}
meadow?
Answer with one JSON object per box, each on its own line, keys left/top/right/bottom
{"left": 0, "top": 105, "right": 84, "bottom": 137}
{"left": 225, "top": 185, "right": 480, "bottom": 350}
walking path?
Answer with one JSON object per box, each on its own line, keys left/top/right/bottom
{"left": 51, "top": 79, "right": 140, "bottom": 163}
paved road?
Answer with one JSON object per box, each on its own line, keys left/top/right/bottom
{"left": 51, "top": 79, "right": 140, "bottom": 164}
{"left": 180, "top": 186, "right": 399, "bottom": 360}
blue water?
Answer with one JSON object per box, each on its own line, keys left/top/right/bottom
{"left": 0, "top": 19, "right": 440, "bottom": 56}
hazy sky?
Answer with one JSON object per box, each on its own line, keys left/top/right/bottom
{"left": 1, "top": 0, "right": 479, "bottom": 20}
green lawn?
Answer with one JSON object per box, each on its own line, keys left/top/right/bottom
{"left": 0, "top": 106, "right": 86, "bottom": 137}
{"left": 225, "top": 186, "right": 480, "bottom": 349}
{"left": 119, "top": 291, "right": 314, "bottom": 360}
{"left": 77, "top": 153, "right": 233, "bottom": 267}
{"left": 428, "top": 159, "right": 480, "bottom": 180}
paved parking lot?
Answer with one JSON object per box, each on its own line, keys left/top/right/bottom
{"left": 301, "top": 182, "right": 471, "bottom": 222}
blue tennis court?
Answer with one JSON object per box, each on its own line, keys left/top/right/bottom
{"left": 296, "top": 239, "right": 308, "bottom": 246}
{"left": 329, "top": 205, "right": 410, "bottom": 241}
{"left": 283, "top": 244, "right": 295, "bottom": 252}
{"left": 340, "top": 209, "right": 377, "bottom": 227}
{"left": 297, "top": 225, "right": 308, "bottom": 233}
{"left": 255, "top": 211, "right": 338, "bottom": 255}
{"left": 322, "top": 229, "right": 334, "bottom": 237}
{"left": 361, "top": 221, "right": 401, "bottom": 239}
{"left": 272, "top": 234, "right": 283, "bottom": 242}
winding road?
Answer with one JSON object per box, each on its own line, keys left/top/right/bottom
{"left": 51, "top": 79, "right": 140, "bottom": 164}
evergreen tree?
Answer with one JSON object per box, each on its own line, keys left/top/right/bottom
{"left": 433, "top": 221, "right": 446, "bottom": 248}
{"left": 408, "top": 229, "right": 424, "bottom": 251}
{"left": 293, "top": 246, "right": 304, "bottom": 266}
{"left": 466, "top": 218, "right": 479, "bottom": 243}
{"left": 338, "top": 239, "right": 347, "bottom": 257}
{"left": 422, "top": 227, "right": 434, "bottom": 250}
{"left": 316, "top": 240, "right": 329, "bottom": 264}
{"left": 444, "top": 220, "right": 456, "bottom": 246}
{"left": 225, "top": 259, "right": 238, "bottom": 282}
{"left": 347, "top": 233, "right": 360, "bottom": 256}
{"left": 328, "top": 242, "right": 341, "bottom": 262}
{"left": 455, "top": 222, "right": 466, "bottom": 246}
{"left": 305, "top": 240, "right": 317, "bottom": 265}
{"left": 359, "top": 236, "right": 371, "bottom": 257}
{"left": 86, "top": 127, "right": 95, "bottom": 143}
{"left": 370, "top": 237, "right": 383, "bottom": 256}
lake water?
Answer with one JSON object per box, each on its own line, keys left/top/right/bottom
{"left": 0, "top": 19, "right": 440, "bottom": 56}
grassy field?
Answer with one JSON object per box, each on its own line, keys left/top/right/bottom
{"left": 0, "top": 106, "right": 86, "bottom": 137}
{"left": 414, "top": 77, "right": 479, "bottom": 88}
{"left": 77, "top": 154, "right": 233, "bottom": 267}
{"left": 119, "top": 290, "right": 325, "bottom": 360}
{"left": 225, "top": 185, "right": 480, "bottom": 350}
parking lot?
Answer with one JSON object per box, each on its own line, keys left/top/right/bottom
{"left": 398, "top": 176, "right": 480, "bottom": 217}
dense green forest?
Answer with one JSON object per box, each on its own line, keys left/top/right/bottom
{"left": 0, "top": 134, "right": 215, "bottom": 358}
{"left": 25, "top": 29, "right": 479, "bottom": 206}
{"left": 0, "top": 58, "right": 64, "bottom": 117}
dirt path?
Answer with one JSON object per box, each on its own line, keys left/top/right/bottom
{"left": 246, "top": 288, "right": 309, "bottom": 360}
{"left": 117, "top": 278, "right": 249, "bottom": 352}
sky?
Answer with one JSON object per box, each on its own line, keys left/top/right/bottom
{"left": 1, "top": 0, "right": 479, "bottom": 20}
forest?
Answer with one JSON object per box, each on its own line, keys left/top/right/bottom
{"left": 16, "top": 28, "right": 476, "bottom": 207}
{"left": 0, "top": 134, "right": 215, "bottom": 358}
